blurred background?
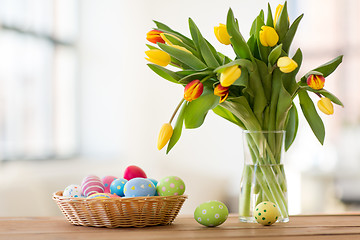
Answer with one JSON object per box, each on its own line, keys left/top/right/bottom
{"left": 0, "top": 0, "right": 359, "bottom": 217}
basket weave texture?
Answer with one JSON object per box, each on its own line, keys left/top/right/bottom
{"left": 53, "top": 191, "right": 187, "bottom": 228}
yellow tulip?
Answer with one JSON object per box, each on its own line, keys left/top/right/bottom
{"left": 160, "top": 33, "right": 192, "bottom": 54}
{"left": 220, "top": 65, "right": 241, "bottom": 87}
{"left": 259, "top": 26, "right": 279, "bottom": 47}
{"left": 277, "top": 57, "right": 298, "bottom": 73}
{"left": 157, "top": 123, "right": 173, "bottom": 150}
{"left": 274, "top": 4, "right": 284, "bottom": 27}
{"left": 317, "top": 97, "right": 334, "bottom": 115}
{"left": 145, "top": 49, "right": 171, "bottom": 67}
{"left": 214, "top": 23, "right": 231, "bottom": 45}
{"left": 160, "top": 33, "right": 182, "bottom": 46}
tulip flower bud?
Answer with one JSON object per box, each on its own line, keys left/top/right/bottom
{"left": 259, "top": 26, "right": 279, "bottom": 47}
{"left": 214, "top": 84, "right": 229, "bottom": 103}
{"left": 277, "top": 57, "right": 298, "bottom": 73}
{"left": 214, "top": 24, "right": 231, "bottom": 45}
{"left": 274, "top": 4, "right": 284, "bottom": 27}
{"left": 157, "top": 123, "right": 173, "bottom": 150}
{"left": 184, "top": 80, "right": 204, "bottom": 102}
{"left": 220, "top": 65, "right": 241, "bottom": 87}
{"left": 146, "top": 30, "right": 166, "bottom": 44}
{"left": 159, "top": 33, "right": 192, "bottom": 54}
{"left": 307, "top": 74, "right": 325, "bottom": 90}
{"left": 145, "top": 49, "right": 171, "bottom": 67}
{"left": 317, "top": 97, "right": 334, "bottom": 115}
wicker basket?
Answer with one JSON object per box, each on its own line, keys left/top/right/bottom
{"left": 53, "top": 191, "right": 187, "bottom": 228}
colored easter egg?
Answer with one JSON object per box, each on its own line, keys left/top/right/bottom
{"left": 194, "top": 200, "right": 229, "bottom": 227}
{"left": 63, "top": 184, "right": 82, "bottom": 198}
{"left": 254, "top": 201, "right": 280, "bottom": 226}
{"left": 87, "top": 193, "right": 110, "bottom": 199}
{"left": 110, "top": 178, "right": 128, "bottom": 197}
{"left": 148, "top": 178, "right": 158, "bottom": 196}
{"left": 81, "top": 175, "right": 105, "bottom": 197}
{"left": 123, "top": 165, "right": 147, "bottom": 180}
{"left": 124, "top": 178, "right": 156, "bottom": 197}
{"left": 102, "top": 175, "right": 117, "bottom": 193}
{"left": 156, "top": 176, "right": 185, "bottom": 196}
{"left": 107, "top": 193, "right": 121, "bottom": 198}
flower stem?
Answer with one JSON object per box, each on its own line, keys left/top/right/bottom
{"left": 169, "top": 98, "right": 185, "bottom": 124}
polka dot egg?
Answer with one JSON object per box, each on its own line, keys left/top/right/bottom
{"left": 101, "top": 176, "right": 117, "bottom": 193}
{"left": 156, "top": 176, "right": 185, "bottom": 196}
{"left": 124, "top": 178, "right": 156, "bottom": 197}
{"left": 63, "top": 184, "right": 82, "bottom": 198}
{"left": 110, "top": 178, "right": 128, "bottom": 197}
{"left": 194, "top": 200, "right": 229, "bottom": 227}
{"left": 254, "top": 201, "right": 280, "bottom": 226}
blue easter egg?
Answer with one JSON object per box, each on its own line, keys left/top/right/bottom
{"left": 148, "top": 178, "right": 158, "bottom": 196}
{"left": 124, "top": 178, "right": 156, "bottom": 197}
{"left": 110, "top": 178, "right": 128, "bottom": 197}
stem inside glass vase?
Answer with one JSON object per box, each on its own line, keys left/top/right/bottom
{"left": 239, "top": 130, "right": 289, "bottom": 223}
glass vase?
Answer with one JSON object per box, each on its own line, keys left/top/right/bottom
{"left": 239, "top": 130, "right": 289, "bottom": 223}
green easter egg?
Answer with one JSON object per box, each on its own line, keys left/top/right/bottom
{"left": 254, "top": 201, "right": 280, "bottom": 226}
{"left": 194, "top": 200, "right": 229, "bottom": 227}
{"left": 156, "top": 176, "right": 185, "bottom": 196}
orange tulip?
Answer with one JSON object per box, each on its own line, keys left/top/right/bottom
{"left": 307, "top": 74, "right": 325, "bottom": 90}
{"left": 184, "top": 80, "right": 204, "bottom": 102}
{"left": 146, "top": 30, "right": 165, "bottom": 44}
{"left": 214, "top": 84, "right": 229, "bottom": 103}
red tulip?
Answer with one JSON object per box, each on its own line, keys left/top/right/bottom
{"left": 214, "top": 84, "right": 229, "bottom": 103}
{"left": 146, "top": 30, "right": 165, "bottom": 44}
{"left": 184, "top": 80, "right": 204, "bottom": 102}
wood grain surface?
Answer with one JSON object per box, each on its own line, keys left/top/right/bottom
{"left": 1, "top": 214, "right": 360, "bottom": 240}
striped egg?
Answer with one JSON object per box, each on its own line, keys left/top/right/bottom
{"left": 81, "top": 175, "right": 105, "bottom": 197}
{"left": 87, "top": 193, "right": 110, "bottom": 199}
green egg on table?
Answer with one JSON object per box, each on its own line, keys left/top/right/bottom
{"left": 156, "top": 176, "right": 185, "bottom": 196}
{"left": 254, "top": 201, "right": 280, "bottom": 226}
{"left": 194, "top": 200, "right": 229, "bottom": 227}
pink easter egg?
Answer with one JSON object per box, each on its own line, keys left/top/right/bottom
{"left": 123, "top": 165, "right": 147, "bottom": 180}
{"left": 101, "top": 176, "right": 117, "bottom": 193}
{"left": 81, "top": 175, "right": 105, "bottom": 197}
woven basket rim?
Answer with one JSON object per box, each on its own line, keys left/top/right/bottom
{"left": 53, "top": 191, "right": 188, "bottom": 202}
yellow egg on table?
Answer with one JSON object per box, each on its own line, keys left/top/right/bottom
{"left": 254, "top": 201, "right": 280, "bottom": 226}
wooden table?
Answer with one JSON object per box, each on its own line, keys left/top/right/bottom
{"left": 1, "top": 215, "right": 360, "bottom": 240}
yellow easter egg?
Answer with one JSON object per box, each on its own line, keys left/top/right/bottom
{"left": 254, "top": 201, "right": 280, "bottom": 226}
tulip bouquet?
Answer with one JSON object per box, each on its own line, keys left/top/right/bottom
{"left": 145, "top": 2, "right": 343, "bottom": 221}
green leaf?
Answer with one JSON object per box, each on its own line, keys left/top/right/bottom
{"left": 146, "top": 44, "right": 158, "bottom": 50}
{"left": 275, "top": 1, "right": 289, "bottom": 42}
{"left": 268, "top": 44, "right": 283, "bottom": 66}
{"left": 147, "top": 64, "right": 180, "bottom": 84}
{"left": 188, "top": 18, "right": 219, "bottom": 68}
{"left": 153, "top": 20, "right": 195, "bottom": 48}
{"left": 214, "top": 59, "right": 254, "bottom": 73}
{"left": 255, "top": 17, "right": 269, "bottom": 63}
{"left": 158, "top": 43, "right": 207, "bottom": 70}
{"left": 301, "top": 87, "right": 344, "bottom": 107}
{"left": 266, "top": 3, "right": 274, "bottom": 27}
{"left": 285, "top": 103, "right": 299, "bottom": 151}
{"left": 312, "top": 55, "right": 343, "bottom": 78}
{"left": 166, "top": 101, "right": 187, "bottom": 154}
{"left": 282, "top": 14, "right": 304, "bottom": 53}
{"left": 221, "top": 96, "right": 262, "bottom": 131}
{"left": 212, "top": 105, "right": 245, "bottom": 128}
{"left": 161, "top": 33, "right": 200, "bottom": 58}
{"left": 276, "top": 81, "right": 292, "bottom": 130}
{"left": 178, "top": 70, "right": 214, "bottom": 85}
{"left": 255, "top": 59, "right": 271, "bottom": 101}
{"left": 298, "top": 89, "right": 325, "bottom": 144}
{"left": 184, "top": 88, "right": 219, "bottom": 128}
{"left": 226, "top": 8, "right": 253, "bottom": 60}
